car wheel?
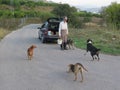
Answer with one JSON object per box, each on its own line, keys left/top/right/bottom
{"left": 38, "top": 31, "right": 42, "bottom": 40}
{"left": 38, "top": 35, "right": 41, "bottom": 40}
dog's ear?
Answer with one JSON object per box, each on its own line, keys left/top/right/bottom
{"left": 68, "top": 64, "right": 71, "bottom": 67}
{"left": 32, "top": 45, "right": 37, "bottom": 48}
{"left": 87, "top": 39, "right": 90, "bottom": 43}
{"left": 34, "top": 45, "right": 37, "bottom": 48}
{"left": 68, "top": 64, "right": 73, "bottom": 67}
{"left": 87, "top": 39, "right": 93, "bottom": 43}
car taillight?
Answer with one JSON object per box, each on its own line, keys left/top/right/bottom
{"left": 44, "top": 31, "right": 48, "bottom": 35}
{"left": 48, "top": 31, "right": 52, "bottom": 35}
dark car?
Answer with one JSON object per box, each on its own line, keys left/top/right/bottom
{"left": 38, "top": 17, "right": 63, "bottom": 43}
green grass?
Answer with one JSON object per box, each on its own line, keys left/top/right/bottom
{"left": 69, "top": 27, "right": 120, "bottom": 55}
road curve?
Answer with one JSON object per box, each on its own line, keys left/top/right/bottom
{"left": 0, "top": 24, "right": 120, "bottom": 90}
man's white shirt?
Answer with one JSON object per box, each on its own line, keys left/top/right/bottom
{"left": 59, "top": 21, "right": 68, "bottom": 36}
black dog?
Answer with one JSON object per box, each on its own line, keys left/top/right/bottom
{"left": 85, "top": 39, "right": 100, "bottom": 61}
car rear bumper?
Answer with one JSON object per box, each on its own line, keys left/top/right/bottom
{"left": 44, "top": 35, "right": 59, "bottom": 40}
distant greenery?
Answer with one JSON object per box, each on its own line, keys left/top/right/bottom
{"left": 101, "top": 2, "right": 120, "bottom": 30}
{"left": 0, "top": 0, "right": 102, "bottom": 28}
{"left": 0, "top": 0, "right": 57, "bottom": 19}
{"left": 76, "top": 11, "right": 101, "bottom": 17}
{"left": 52, "top": 4, "right": 83, "bottom": 28}
{"left": 0, "top": 0, "right": 119, "bottom": 30}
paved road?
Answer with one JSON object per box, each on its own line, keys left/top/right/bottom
{"left": 0, "top": 24, "right": 120, "bottom": 90}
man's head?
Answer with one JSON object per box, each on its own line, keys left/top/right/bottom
{"left": 64, "top": 16, "right": 68, "bottom": 22}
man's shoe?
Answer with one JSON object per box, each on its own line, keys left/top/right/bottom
{"left": 64, "top": 42, "right": 68, "bottom": 50}
{"left": 60, "top": 44, "right": 64, "bottom": 50}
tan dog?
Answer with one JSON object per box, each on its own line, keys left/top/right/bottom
{"left": 67, "top": 63, "right": 88, "bottom": 82}
{"left": 66, "top": 39, "right": 75, "bottom": 50}
{"left": 27, "top": 45, "right": 37, "bottom": 60}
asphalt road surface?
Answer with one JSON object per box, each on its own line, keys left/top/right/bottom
{"left": 0, "top": 24, "right": 120, "bottom": 90}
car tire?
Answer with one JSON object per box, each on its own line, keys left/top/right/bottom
{"left": 38, "top": 31, "right": 42, "bottom": 40}
{"left": 38, "top": 36, "right": 41, "bottom": 40}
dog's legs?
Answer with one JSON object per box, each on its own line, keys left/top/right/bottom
{"left": 29, "top": 56, "right": 32, "bottom": 60}
{"left": 96, "top": 54, "right": 100, "bottom": 61}
{"left": 28, "top": 55, "right": 32, "bottom": 60}
{"left": 69, "top": 45, "right": 71, "bottom": 49}
{"left": 30, "top": 56, "right": 32, "bottom": 60}
{"left": 80, "top": 69, "right": 84, "bottom": 82}
{"left": 28, "top": 56, "right": 30, "bottom": 60}
{"left": 74, "top": 72, "right": 77, "bottom": 81}
{"left": 91, "top": 53, "right": 94, "bottom": 61}
{"left": 28, "top": 54, "right": 30, "bottom": 60}
{"left": 91, "top": 55, "right": 95, "bottom": 61}
{"left": 30, "top": 55, "right": 33, "bottom": 60}
{"left": 67, "top": 44, "right": 70, "bottom": 49}
{"left": 71, "top": 44, "right": 74, "bottom": 50}
{"left": 67, "top": 68, "right": 71, "bottom": 73}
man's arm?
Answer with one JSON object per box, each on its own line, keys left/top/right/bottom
{"left": 59, "top": 22, "right": 62, "bottom": 37}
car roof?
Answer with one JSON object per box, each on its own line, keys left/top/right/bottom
{"left": 47, "top": 17, "right": 63, "bottom": 23}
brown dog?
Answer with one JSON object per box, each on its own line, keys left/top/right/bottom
{"left": 67, "top": 63, "right": 88, "bottom": 82}
{"left": 27, "top": 45, "right": 37, "bottom": 60}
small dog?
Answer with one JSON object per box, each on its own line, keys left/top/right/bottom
{"left": 85, "top": 39, "right": 100, "bottom": 61}
{"left": 27, "top": 45, "right": 37, "bottom": 60}
{"left": 66, "top": 39, "right": 75, "bottom": 49}
{"left": 67, "top": 63, "right": 88, "bottom": 82}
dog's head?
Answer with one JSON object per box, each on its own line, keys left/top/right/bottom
{"left": 67, "top": 39, "right": 73, "bottom": 44}
{"left": 31, "top": 45, "right": 37, "bottom": 49}
{"left": 68, "top": 64, "right": 74, "bottom": 67}
{"left": 68, "top": 64, "right": 75, "bottom": 72}
{"left": 87, "top": 39, "right": 93, "bottom": 44}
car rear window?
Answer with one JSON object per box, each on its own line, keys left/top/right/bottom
{"left": 48, "top": 22, "right": 59, "bottom": 31}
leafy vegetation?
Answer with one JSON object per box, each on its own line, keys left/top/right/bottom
{"left": 101, "top": 2, "right": 120, "bottom": 30}
{"left": 0, "top": 0, "right": 56, "bottom": 18}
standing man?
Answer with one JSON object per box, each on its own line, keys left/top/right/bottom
{"left": 59, "top": 16, "right": 68, "bottom": 50}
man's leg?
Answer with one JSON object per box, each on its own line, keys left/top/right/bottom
{"left": 60, "top": 33, "right": 64, "bottom": 50}
{"left": 64, "top": 34, "right": 68, "bottom": 50}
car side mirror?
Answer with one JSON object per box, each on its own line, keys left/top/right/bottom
{"left": 37, "top": 27, "right": 41, "bottom": 29}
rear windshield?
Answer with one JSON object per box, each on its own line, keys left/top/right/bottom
{"left": 48, "top": 22, "right": 59, "bottom": 31}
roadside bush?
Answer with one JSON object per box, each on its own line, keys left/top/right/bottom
{"left": 69, "top": 14, "right": 83, "bottom": 28}
{"left": 0, "top": 10, "right": 14, "bottom": 18}
{"left": 101, "top": 2, "right": 120, "bottom": 30}
{"left": 14, "top": 11, "right": 25, "bottom": 18}
{"left": 38, "top": 12, "right": 55, "bottom": 22}
{"left": 83, "top": 17, "right": 91, "bottom": 23}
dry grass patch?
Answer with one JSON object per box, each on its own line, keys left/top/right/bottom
{"left": 0, "top": 28, "right": 11, "bottom": 40}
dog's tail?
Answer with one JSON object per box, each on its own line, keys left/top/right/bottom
{"left": 81, "top": 65, "right": 88, "bottom": 72}
{"left": 76, "top": 63, "right": 88, "bottom": 72}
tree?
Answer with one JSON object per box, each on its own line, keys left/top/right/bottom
{"left": 101, "top": 2, "right": 120, "bottom": 30}
{"left": 52, "top": 4, "right": 83, "bottom": 28}
{"left": 52, "top": 4, "right": 77, "bottom": 18}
